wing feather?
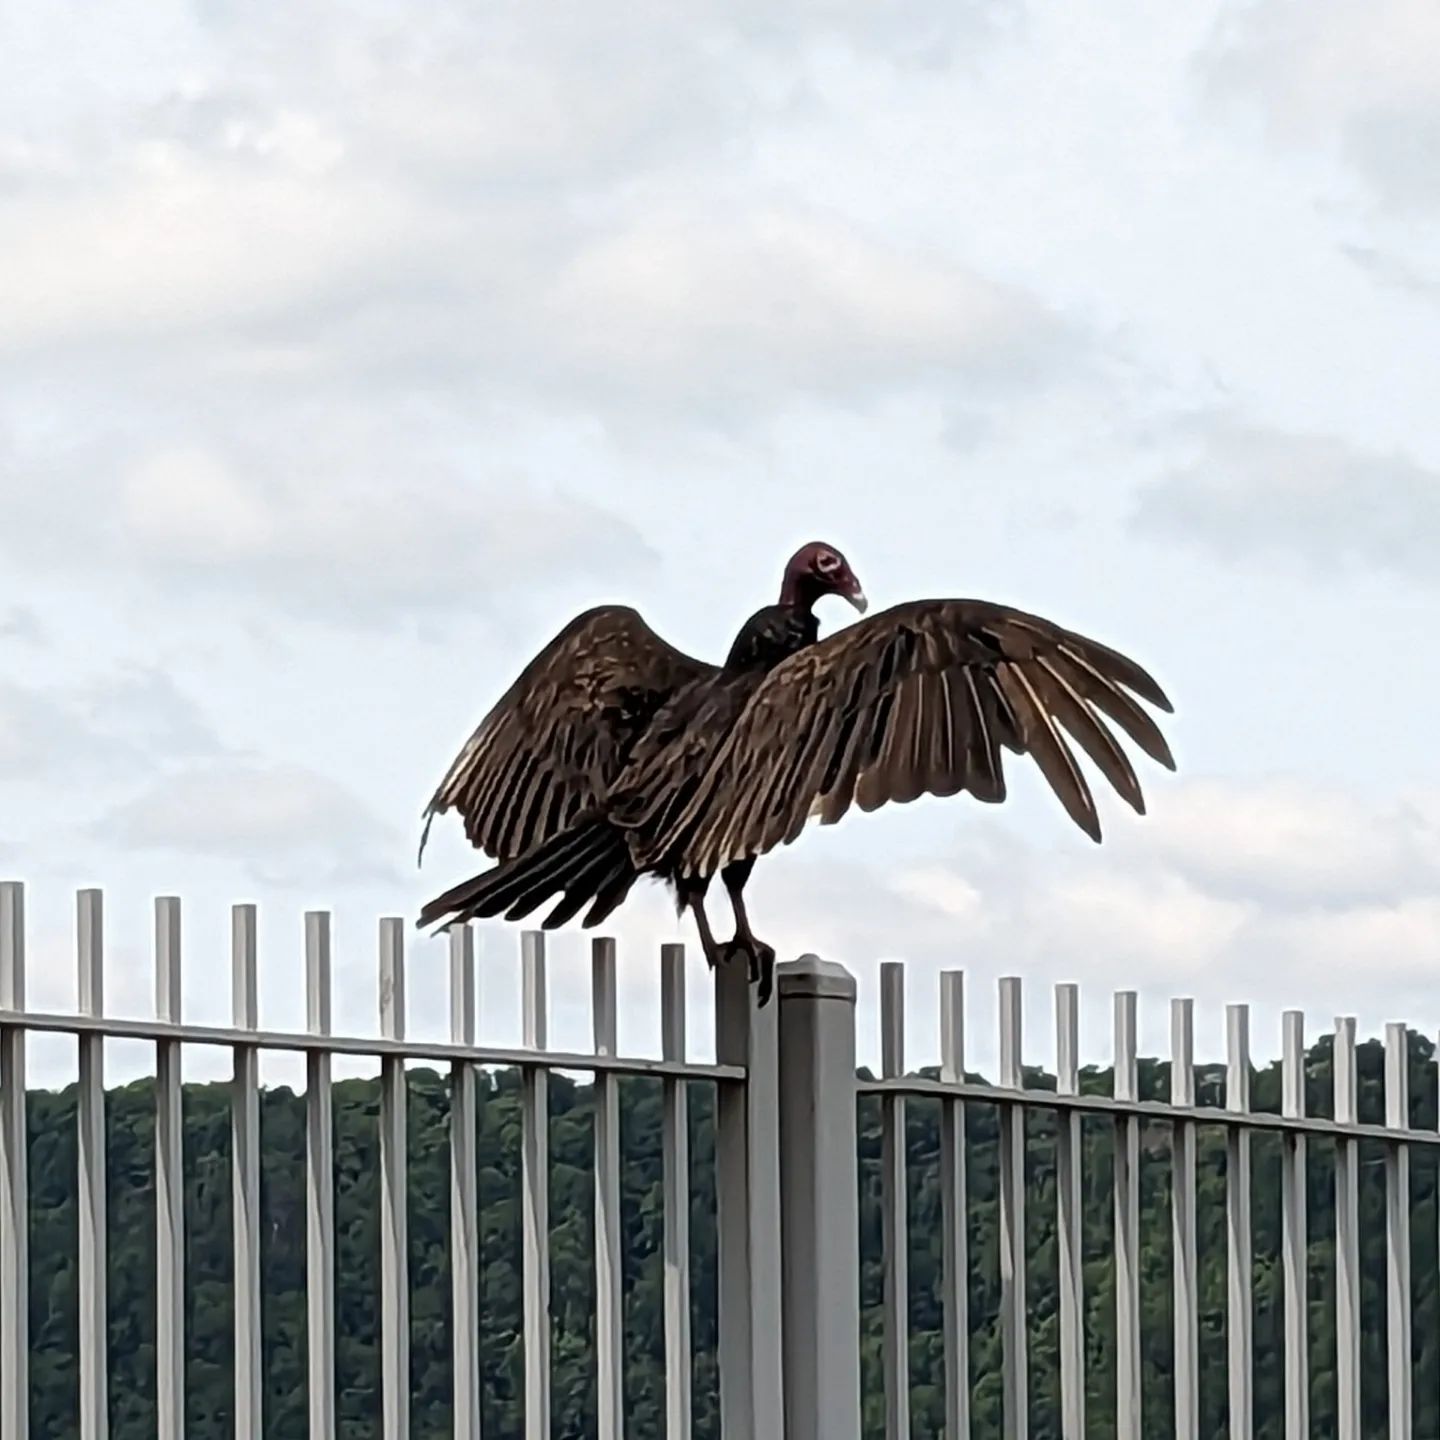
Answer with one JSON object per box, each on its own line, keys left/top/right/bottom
{"left": 655, "top": 598, "right": 1174, "bottom": 875}
{"left": 1031, "top": 655, "right": 1145, "bottom": 813}
{"left": 1049, "top": 645, "right": 1175, "bottom": 769}
{"left": 958, "top": 669, "right": 1005, "bottom": 802}
{"left": 421, "top": 605, "right": 715, "bottom": 864}
{"left": 993, "top": 659, "right": 1098, "bottom": 841}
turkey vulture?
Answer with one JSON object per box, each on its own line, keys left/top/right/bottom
{"left": 417, "top": 542, "right": 1175, "bottom": 1004}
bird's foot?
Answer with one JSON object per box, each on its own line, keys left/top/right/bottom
{"left": 715, "top": 937, "right": 747, "bottom": 970}
{"left": 716, "top": 936, "right": 777, "bottom": 1007}
{"left": 754, "top": 942, "right": 776, "bottom": 1007}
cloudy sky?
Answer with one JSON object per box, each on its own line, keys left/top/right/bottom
{"left": 2, "top": 0, "right": 1437, "bottom": 1086}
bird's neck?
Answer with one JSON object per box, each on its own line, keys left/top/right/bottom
{"left": 778, "top": 573, "right": 821, "bottom": 612}
{"left": 722, "top": 603, "right": 818, "bottom": 674}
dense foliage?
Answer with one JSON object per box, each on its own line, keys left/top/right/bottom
{"left": 18, "top": 1031, "right": 1440, "bottom": 1438}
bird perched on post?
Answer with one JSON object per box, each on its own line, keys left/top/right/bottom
{"left": 417, "top": 541, "right": 1175, "bottom": 1005}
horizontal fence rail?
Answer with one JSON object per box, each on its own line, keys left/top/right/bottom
{"left": 858, "top": 970, "right": 1440, "bottom": 1440}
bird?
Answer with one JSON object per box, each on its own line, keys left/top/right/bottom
{"left": 416, "top": 541, "right": 1175, "bottom": 1005}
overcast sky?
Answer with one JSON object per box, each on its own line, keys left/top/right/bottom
{"left": 2, "top": 0, "right": 1437, "bottom": 1086}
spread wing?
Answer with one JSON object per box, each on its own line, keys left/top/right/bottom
{"left": 665, "top": 599, "right": 1175, "bottom": 875}
{"left": 420, "top": 605, "right": 716, "bottom": 864}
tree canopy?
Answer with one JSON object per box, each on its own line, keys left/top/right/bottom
{"left": 18, "top": 1031, "right": 1438, "bottom": 1438}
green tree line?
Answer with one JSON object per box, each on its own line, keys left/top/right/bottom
{"left": 16, "top": 1030, "right": 1440, "bottom": 1438}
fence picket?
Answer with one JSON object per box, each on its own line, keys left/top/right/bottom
{"left": 1280, "top": 1011, "right": 1308, "bottom": 1440}
{"left": 154, "top": 897, "right": 185, "bottom": 1440}
{"left": 1334, "top": 1016, "right": 1361, "bottom": 1440}
{"left": 1386, "top": 1023, "right": 1413, "bottom": 1440}
{"left": 232, "top": 904, "right": 263, "bottom": 1439}
{"left": 379, "top": 917, "right": 410, "bottom": 1440}
{"left": 76, "top": 890, "right": 107, "bottom": 1440}
{"left": 1114, "top": 991, "right": 1141, "bottom": 1440}
{"left": 0, "top": 882, "right": 28, "bottom": 1440}
{"left": 940, "top": 971, "right": 971, "bottom": 1440}
{"left": 449, "top": 923, "right": 481, "bottom": 1440}
{"left": 521, "top": 931, "right": 552, "bottom": 1440}
{"left": 714, "top": 950, "right": 784, "bottom": 1440}
{"left": 998, "top": 976, "right": 1027, "bottom": 1440}
{"left": 305, "top": 912, "right": 336, "bottom": 1440}
{"left": 1226, "top": 1003, "right": 1254, "bottom": 1440}
{"left": 661, "top": 944, "right": 692, "bottom": 1440}
{"left": 880, "top": 961, "right": 909, "bottom": 1440}
{"left": 1054, "top": 983, "right": 1083, "bottom": 1440}
{"left": 1171, "top": 999, "right": 1198, "bottom": 1440}
{"left": 593, "top": 937, "right": 625, "bottom": 1440}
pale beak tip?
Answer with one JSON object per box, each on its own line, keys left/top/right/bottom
{"left": 849, "top": 589, "right": 869, "bottom": 615}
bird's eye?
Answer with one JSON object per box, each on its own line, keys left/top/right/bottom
{"left": 816, "top": 551, "right": 840, "bottom": 573}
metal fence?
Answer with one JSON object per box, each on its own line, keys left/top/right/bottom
{"left": 846, "top": 964, "right": 1437, "bottom": 1440}
{"left": 0, "top": 880, "right": 783, "bottom": 1440}
{"left": 0, "top": 877, "right": 1434, "bottom": 1440}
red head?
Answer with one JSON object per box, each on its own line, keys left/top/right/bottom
{"left": 779, "top": 541, "right": 867, "bottom": 615}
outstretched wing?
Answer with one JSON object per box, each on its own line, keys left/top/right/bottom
{"left": 420, "top": 605, "right": 716, "bottom": 864}
{"left": 665, "top": 599, "right": 1175, "bottom": 875}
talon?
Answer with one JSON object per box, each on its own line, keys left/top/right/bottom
{"left": 754, "top": 943, "right": 776, "bottom": 1008}
{"left": 715, "top": 939, "right": 745, "bottom": 969}
{"left": 714, "top": 937, "right": 777, "bottom": 1006}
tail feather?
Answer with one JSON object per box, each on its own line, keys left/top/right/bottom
{"left": 500, "top": 839, "right": 599, "bottom": 919}
{"left": 583, "top": 867, "right": 638, "bottom": 927}
{"left": 417, "top": 818, "right": 636, "bottom": 932}
{"left": 542, "top": 838, "right": 643, "bottom": 929}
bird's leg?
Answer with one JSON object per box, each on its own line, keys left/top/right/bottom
{"left": 682, "top": 889, "right": 726, "bottom": 971}
{"left": 721, "top": 861, "right": 776, "bottom": 1007}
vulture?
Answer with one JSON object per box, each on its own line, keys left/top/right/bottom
{"left": 417, "top": 542, "right": 1175, "bottom": 1005}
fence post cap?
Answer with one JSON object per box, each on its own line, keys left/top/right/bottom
{"left": 777, "top": 953, "right": 857, "bottom": 1003}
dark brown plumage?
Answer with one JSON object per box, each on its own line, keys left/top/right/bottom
{"left": 417, "top": 542, "right": 1175, "bottom": 1004}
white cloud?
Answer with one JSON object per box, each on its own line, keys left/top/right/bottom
{"left": 2, "top": 0, "right": 1438, "bottom": 1082}
{"left": 1142, "top": 777, "right": 1440, "bottom": 907}
{"left": 0, "top": 171, "right": 1067, "bottom": 422}
{"left": 0, "top": 427, "right": 658, "bottom": 627}
{"left": 0, "top": 608, "right": 44, "bottom": 646}
{"left": 1264, "top": 896, "right": 1440, "bottom": 987}
{"left": 715, "top": 772, "right": 1440, "bottom": 1069}
{"left": 0, "top": 0, "right": 1058, "bottom": 424}
{"left": 0, "top": 160, "right": 424, "bottom": 357}
{"left": 543, "top": 207, "right": 1069, "bottom": 411}
{"left": 1339, "top": 242, "right": 1440, "bottom": 301}
{"left": 73, "top": 667, "right": 223, "bottom": 764}
{"left": 96, "top": 760, "right": 401, "bottom": 887}
{"left": 1130, "top": 416, "right": 1440, "bottom": 583}
{"left": 0, "top": 0, "right": 1068, "bottom": 636}
{"left": 0, "top": 666, "right": 219, "bottom": 779}
{"left": 122, "top": 446, "right": 276, "bottom": 556}
{"left": 1201, "top": 0, "right": 1440, "bottom": 210}
{"left": 164, "top": 0, "right": 1012, "bottom": 184}
{"left": 0, "top": 682, "right": 67, "bottom": 770}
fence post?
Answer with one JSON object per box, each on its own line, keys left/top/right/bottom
{"left": 714, "top": 958, "right": 784, "bottom": 1440}
{"left": 777, "top": 954, "right": 861, "bottom": 1440}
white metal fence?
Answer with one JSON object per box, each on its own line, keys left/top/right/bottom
{"left": 0, "top": 880, "right": 782, "bottom": 1440}
{"left": 0, "top": 878, "right": 1435, "bottom": 1440}
{"left": 847, "top": 963, "right": 1439, "bottom": 1440}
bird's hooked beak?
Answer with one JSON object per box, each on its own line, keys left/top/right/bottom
{"left": 841, "top": 570, "right": 868, "bottom": 613}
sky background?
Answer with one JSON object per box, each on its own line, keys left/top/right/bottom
{"left": 2, "top": 0, "right": 1437, "bottom": 1087}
